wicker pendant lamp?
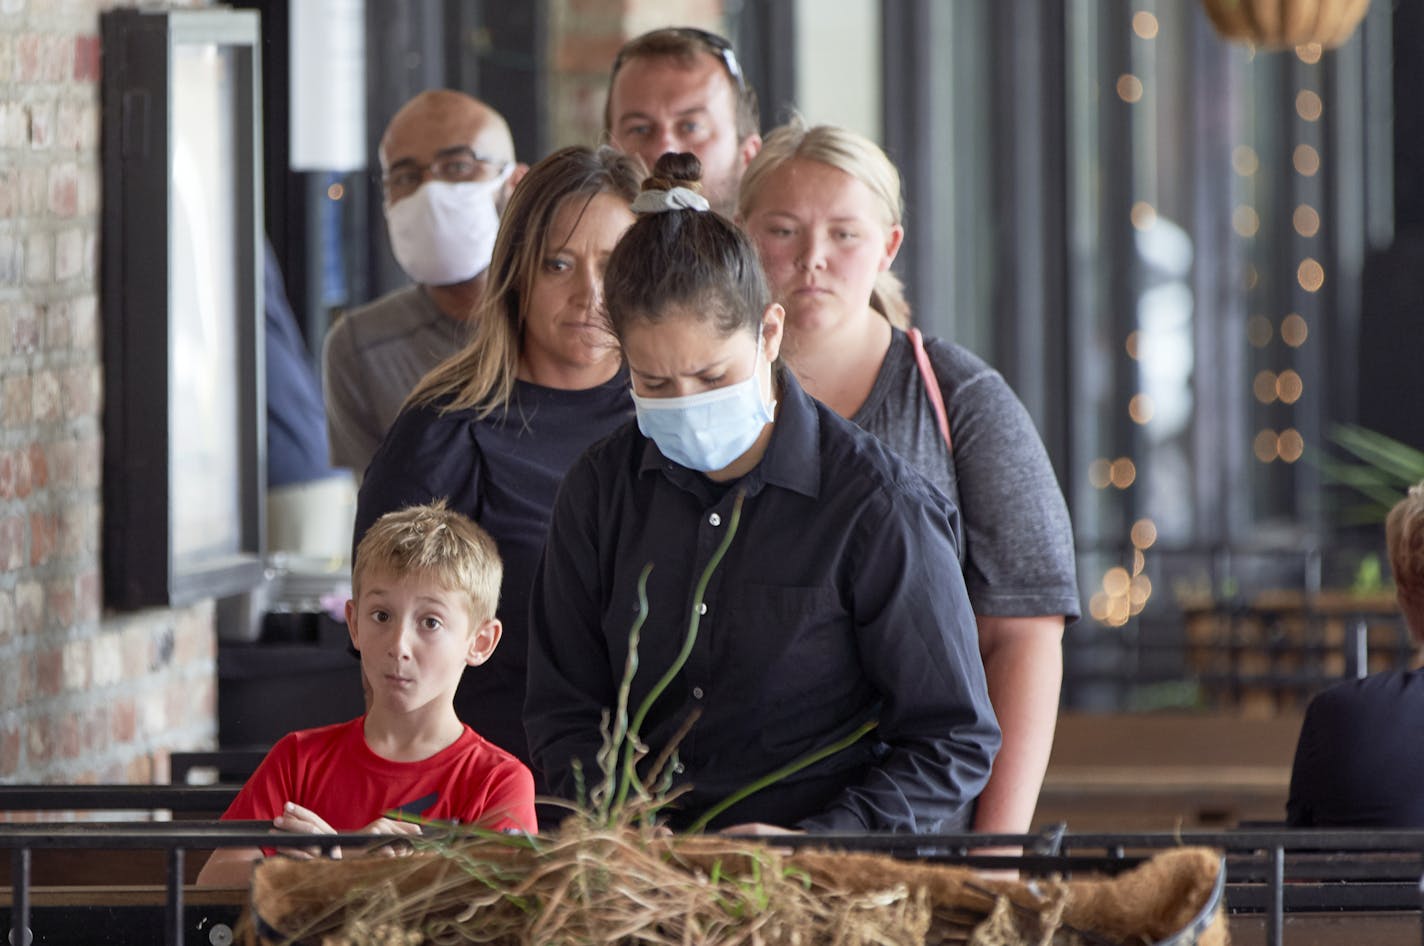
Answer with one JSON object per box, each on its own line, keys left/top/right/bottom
{"left": 1202, "top": 0, "right": 1371, "bottom": 49}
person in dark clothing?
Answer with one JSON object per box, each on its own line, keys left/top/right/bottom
{"left": 354, "top": 147, "right": 642, "bottom": 770}
{"left": 524, "top": 153, "right": 999, "bottom": 835}
{"left": 1287, "top": 480, "right": 1424, "bottom": 827}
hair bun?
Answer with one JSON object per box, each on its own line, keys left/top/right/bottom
{"left": 644, "top": 152, "right": 703, "bottom": 193}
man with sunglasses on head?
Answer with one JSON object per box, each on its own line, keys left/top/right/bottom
{"left": 323, "top": 89, "right": 527, "bottom": 478}
{"left": 604, "top": 27, "right": 762, "bottom": 216}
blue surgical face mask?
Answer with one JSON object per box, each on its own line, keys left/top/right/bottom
{"left": 632, "top": 344, "right": 776, "bottom": 473}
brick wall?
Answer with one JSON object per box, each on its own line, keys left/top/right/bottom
{"left": 546, "top": 0, "right": 726, "bottom": 149}
{"left": 0, "top": 0, "right": 215, "bottom": 796}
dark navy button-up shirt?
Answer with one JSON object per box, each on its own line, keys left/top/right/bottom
{"left": 525, "top": 370, "right": 1000, "bottom": 833}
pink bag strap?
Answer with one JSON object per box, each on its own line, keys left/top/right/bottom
{"left": 909, "top": 327, "right": 952, "bottom": 452}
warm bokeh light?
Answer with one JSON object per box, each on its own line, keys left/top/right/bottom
{"left": 1298, "top": 257, "right": 1325, "bottom": 292}
{"left": 1132, "top": 10, "right": 1159, "bottom": 39}
{"left": 1117, "top": 74, "right": 1144, "bottom": 103}
{"left": 1244, "top": 264, "right": 1260, "bottom": 290}
{"left": 1126, "top": 330, "right": 1140, "bottom": 360}
{"left": 1253, "top": 370, "right": 1278, "bottom": 404}
{"left": 1129, "top": 393, "right": 1155, "bottom": 424}
{"left": 1293, "top": 144, "right": 1321, "bottom": 176}
{"left": 1104, "top": 566, "right": 1131, "bottom": 597}
{"left": 1089, "top": 591, "right": 1110, "bottom": 622}
{"left": 1279, "top": 428, "right": 1305, "bottom": 463}
{"left": 1131, "top": 201, "right": 1157, "bottom": 231}
{"left": 1296, "top": 42, "right": 1323, "bottom": 64}
{"left": 1281, "top": 313, "right": 1309, "bottom": 347}
{"left": 1132, "top": 548, "right": 1146, "bottom": 575}
{"left": 1131, "top": 518, "right": 1158, "bottom": 550}
{"left": 1232, "top": 145, "right": 1259, "bottom": 177}
{"left": 1296, "top": 90, "right": 1323, "bottom": 122}
{"left": 1293, "top": 204, "right": 1320, "bottom": 238}
{"left": 327, "top": 182, "right": 345, "bottom": 201}
{"left": 1276, "top": 369, "right": 1303, "bottom": 404}
{"left": 1247, "top": 314, "right": 1273, "bottom": 348}
{"left": 1106, "top": 596, "right": 1131, "bottom": 626}
{"left": 1129, "top": 574, "right": 1152, "bottom": 607}
{"left": 1089, "top": 458, "right": 1112, "bottom": 489}
{"left": 1109, "top": 458, "right": 1137, "bottom": 489}
{"left": 1232, "top": 205, "right": 1260, "bottom": 238}
{"left": 1254, "top": 429, "right": 1279, "bottom": 463}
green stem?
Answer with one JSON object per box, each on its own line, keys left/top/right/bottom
{"left": 601, "top": 563, "right": 652, "bottom": 819}
{"left": 685, "top": 719, "right": 878, "bottom": 834}
{"left": 614, "top": 491, "right": 746, "bottom": 813}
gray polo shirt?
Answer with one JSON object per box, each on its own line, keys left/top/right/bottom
{"left": 321, "top": 284, "right": 468, "bottom": 475}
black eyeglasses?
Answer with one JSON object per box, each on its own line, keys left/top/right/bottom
{"left": 610, "top": 26, "right": 746, "bottom": 95}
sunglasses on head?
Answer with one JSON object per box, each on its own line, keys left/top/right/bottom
{"left": 611, "top": 26, "right": 747, "bottom": 95}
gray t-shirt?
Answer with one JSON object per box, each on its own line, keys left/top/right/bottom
{"left": 321, "top": 284, "right": 468, "bottom": 475}
{"left": 852, "top": 329, "right": 1081, "bottom": 620}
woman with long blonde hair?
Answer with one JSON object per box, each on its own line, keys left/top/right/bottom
{"left": 739, "top": 120, "right": 1079, "bottom": 837}
{"left": 356, "top": 145, "right": 641, "bottom": 773}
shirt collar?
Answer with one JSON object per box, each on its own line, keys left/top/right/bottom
{"left": 636, "top": 367, "right": 822, "bottom": 500}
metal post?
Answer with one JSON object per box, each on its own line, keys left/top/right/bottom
{"left": 10, "top": 848, "right": 29, "bottom": 946}
{"left": 1348, "top": 617, "right": 1369, "bottom": 679}
{"left": 1269, "top": 844, "right": 1284, "bottom": 946}
{"left": 167, "top": 847, "right": 184, "bottom": 946}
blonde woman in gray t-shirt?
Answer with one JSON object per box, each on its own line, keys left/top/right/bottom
{"left": 738, "top": 120, "right": 1080, "bottom": 838}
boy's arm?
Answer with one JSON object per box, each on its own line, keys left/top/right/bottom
{"left": 196, "top": 845, "right": 266, "bottom": 886}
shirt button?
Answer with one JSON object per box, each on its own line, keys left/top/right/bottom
{"left": 692, "top": 687, "right": 704, "bottom": 699}
{"left": 708, "top": 512, "right": 721, "bottom": 526}
{"left": 698, "top": 603, "right": 708, "bottom": 615}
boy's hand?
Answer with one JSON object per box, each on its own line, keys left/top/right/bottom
{"left": 358, "top": 816, "right": 423, "bottom": 857}
{"left": 272, "top": 801, "right": 343, "bottom": 860}
{"left": 271, "top": 802, "right": 423, "bottom": 860}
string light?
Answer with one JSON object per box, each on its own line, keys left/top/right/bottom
{"left": 1247, "top": 314, "right": 1273, "bottom": 348}
{"left": 1293, "top": 144, "right": 1320, "bottom": 176}
{"left": 1297, "top": 258, "right": 1325, "bottom": 292}
{"left": 1293, "top": 204, "right": 1320, "bottom": 238}
{"left": 1295, "top": 90, "right": 1323, "bottom": 122}
{"left": 1116, "top": 74, "right": 1144, "bottom": 103}
{"left": 1232, "top": 145, "right": 1259, "bottom": 177}
{"left": 1281, "top": 314, "right": 1309, "bottom": 347}
{"left": 1132, "top": 11, "right": 1159, "bottom": 39}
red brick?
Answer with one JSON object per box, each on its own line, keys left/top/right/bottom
{"left": 0, "top": 451, "right": 13, "bottom": 500}
{"left": 24, "top": 231, "right": 51, "bottom": 283}
{"left": 11, "top": 441, "right": 30, "bottom": 496}
{"left": 27, "top": 442, "right": 46, "bottom": 489}
{"left": 110, "top": 694, "right": 137, "bottom": 743}
{"left": 11, "top": 302, "right": 37, "bottom": 352}
{"left": 31, "top": 368, "right": 60, "bottom": 421}
{"left": 58, "top": 712, "right": 80, "bottom": 760}
{"left": 34, "top": 644, "right": 61, "bottom": 694}
{"left": 3, "top": 376, "right": 30, "bottom": 428}
{"left": 47, "top": 578, "right": 74, "bottom": 626}
{"left": 18, "top": 166, "right": 42, "bottom": 215}
{"left": 70, "top": 294, "right": 95, "bottom": 350}
{"left": 74, "top": 568, "right": 99, "bottom": 621}
{"left": 43, "top": 300, "right": 69, "bottom": 349}
{"left": 28, "top": 100, "right": 53, "bottom": 150}
{"left": 55, "top": 100, "right": 82, "bottom": 150}
{"left": 75, "top": 434, "right": 99, "bottom": 488}
{"left": 120, "top": 625, "right": 147, "bottom": 680}
{"left": 61, "top": 636, "right": 88, "bottom": 692}
{"left": 16, "top": 32, "right": 42, "bottom": 82}
{"left": 45, "top": 438, "right": 75, "bottom": 488}
{"left": 73, "top": 34, "right": 99, "bottom": 82}
{"left": 62, "top": 365, "right": 100, "bottom": 416}
{"left": 47, "top": 161, "right": 77, "bottom": 215}
{"left": 0, "top": 721, "right": 18, "bottom": 778}
{"left": 59, "top": 501, "right": 83, "bottom": 558}
{"left": 0, "top": 514, "right": 23, "bottom": 570}
{"left": 54, "top": 227, "right": 82, "bottom": 281}
{"left": 14, "top": 580, "right": 42, "bottom": 635}
{"left": 0, "top": 588, "right": 13, "bottom": 648}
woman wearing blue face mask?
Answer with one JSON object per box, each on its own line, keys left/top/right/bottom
{"left": 524, "top": 153, "right": 1000, "bottom": 835}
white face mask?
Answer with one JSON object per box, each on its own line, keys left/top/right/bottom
{"left": 384, "top": 168, "right": 512, "bottom": 287}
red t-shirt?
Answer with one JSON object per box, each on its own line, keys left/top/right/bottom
{"left": 222, "top": 717, "right": 536, "bottom": 833}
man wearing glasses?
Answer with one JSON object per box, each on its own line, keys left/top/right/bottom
{"left": 604, "top": 27, "right": 761, "bottom": 216}
{"left": 323, "top": 89, "right": 525, "bottom": 477}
